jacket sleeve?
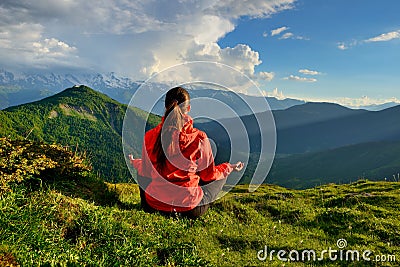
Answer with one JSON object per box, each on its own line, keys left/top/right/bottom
{"left": 130, "top": 158, "right": 143, "bottom": 173}
{"left": 197, "top": 134, "right": 233, "bottom": 182}
{"left": 130, "top": 138, "right": 159, "bottom": 178}
{"left": 130, "top": 138, "right": 146, "bottom": 175}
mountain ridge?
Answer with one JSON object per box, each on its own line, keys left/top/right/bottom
{"left": 198, "top": 102, "right": 400, "bottom": 188}
{"left": 267, "top": 140, "right": 400, "bottom": 188}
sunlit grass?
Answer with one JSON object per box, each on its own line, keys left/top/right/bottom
{"left": 1, "top": 178, "right": 399, "bottom": 266}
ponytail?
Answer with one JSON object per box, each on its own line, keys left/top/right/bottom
{"left": 153, "top": 87, "right": 190, "bottom": 170}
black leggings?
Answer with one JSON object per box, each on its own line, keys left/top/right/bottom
{"left": 138, "top": 176, "right": 226, "bottom": 219}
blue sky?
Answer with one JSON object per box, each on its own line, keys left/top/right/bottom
{"left": 0, "top": 0, "right": 399, "bottom": 106}
{"left": 219, "top": 0, "right": 400, "bottom": 105}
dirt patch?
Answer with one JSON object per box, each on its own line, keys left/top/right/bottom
{"left": 59, "top": 104, "right": 97, "bottom": 121}
{"left": 48, "top": 110, "right": 58, "bottom": 118}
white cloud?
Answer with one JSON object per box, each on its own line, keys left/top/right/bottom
{"left": 184, "top": 43, "right": 262, "bottom": 78}
{"left": 294, "top": 35, "right": 309, "bottom": 40}
{"left": 339, "top": 30, "right": 400, "bottom": 50}
{"left": 185, "top": 15, "right": 235, "bottom": 44}
{"left": 209, "top": 0, "right": 296, "bottom": 19}
{"left": 284, "top": 75, "right": 317, "bottom": 82}
{"left": 271, "top": 26, "right": 289, "bottom": 36}
{"left": 258, "top": 71, "right": 275, "bottom": 81}
{"left": 299, "top": 69, "right": 321, "bottom": 75}
{"left": 264, "top": 88, "right": 285, "bottom": 99}
{"left": 279, "top": 32, "right": 293, "bottom": 39}
{"left": 338, "top": 96, "right": 400, "bottom": 107}
{"left": 261, "top": 91, "right": 400, "bottom": 108}
{"left": 0, "top": 0, "right": 297, "bottom": 79}
{"left": 0, "top": 23, "right": 43, "bottom": 48}
{"left": 33, "top": 38, "right": 77, "bottom": 57}
{"left": 0, "top": 22, "right": 79, "bottom": 69}
{"left": 365, "top": 30, "right": 400, "bottom": 42}
{"left": 279, "top": 32, "right": 309, "bottom": 40}
{"left": 219, "top": 44, "right": 262, "bottom": 75}
{"left": 337, "top": 42, "right": 348, "bottom": 50}
{"left": 301, "top": 95, "right": 400, "bottom": 108}
{"left": 270, "top": 27, "right": 309, "bottom": 40}
{"left": 262, "top": 31, "right": 268, "bottom": 37}
{"left": 337, "top": 40, "right": 359, "bottom": 50}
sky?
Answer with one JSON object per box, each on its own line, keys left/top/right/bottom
{"left": 0, "top": 0, "right": 399, "bottom": 106}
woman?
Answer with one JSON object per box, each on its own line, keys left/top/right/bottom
{"left": 129, "top": 87, "right": 243, "bottom": 218}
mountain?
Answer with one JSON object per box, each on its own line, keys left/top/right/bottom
{"left": 201, "top": 102, "right": 400, "bottom": 154}
{"left": 276, "top": 104, "right": 400, "bottom": 154}
{"left": 0, "top": 70, "right": 142, "bottom": 110}
{"left": 185, "top": 88, "right": 305, "bottom": 115}
{"left": 2, "top": 83, "right": 399, "bottom": 189}
{"left": 0, "top": 70, "right": 304, "bottom": 113}
{"left": 198, "top": 102, "right": 400, "bottom": 187}
{"left": 267, "top": 140, "right": 400, "bottom": 189}
{"left": 2, "top": 69, "right": 399, "bottom": 117}
{"left": 0, "top": 85, "right": 160, "bottom": 182}
{"left": 265, "top": 96, "right": 306, "bottom": 110}
{"left": 198, "top": 102, "right": 367, "bottom": 154}
{"left": 273, "top": 102, "right": 368, "bottom": 130}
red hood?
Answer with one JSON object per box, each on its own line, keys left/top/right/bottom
{"left": 179, "top": 115, "right": 201, "bottom": 149}
{"left": 161, "top": 114, "right": 200, "bottom": 150}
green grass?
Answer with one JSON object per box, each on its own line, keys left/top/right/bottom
{"left": 1, "top": 137, "right": 399, "bottom": 266}
{"left": 1, "top": 179, "right": 399, "bottom": 266}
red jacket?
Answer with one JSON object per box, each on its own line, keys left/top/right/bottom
{"left": 131, "top": 114, "right": 233, "bottom": 212}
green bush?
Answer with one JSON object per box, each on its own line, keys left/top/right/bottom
{"left": 0, "top": 137, "right": 91, "bottom": 193}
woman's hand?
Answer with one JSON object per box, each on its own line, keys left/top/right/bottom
{"left": 230, "top": 161, "right": 244, "bottom": 172}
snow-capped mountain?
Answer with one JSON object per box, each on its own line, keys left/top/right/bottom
{"left": 2, "top": 69, "right": 396, "bottom": 114}
{"left": 0, "top": 70, "right": 143, "bottom": 109}
{"left": 354, "top": 102, "right": 400, "bottom": 111}
{"left": 0, "top": 70, "right": 306, "bottom": 114}
{"left": 0, "top": 70, "right": 141, "bottom": 90}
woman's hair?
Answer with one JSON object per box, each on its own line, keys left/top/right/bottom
{"left": 153, "top": 87, "right": 190, "bottom": 170}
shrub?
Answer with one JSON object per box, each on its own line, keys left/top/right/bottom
{"left": 0, "top": 137, "right": 91, "bottom": 194}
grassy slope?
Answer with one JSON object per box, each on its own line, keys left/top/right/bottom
{"left": 1, "top": 179, "right": 399, "bottom": 266}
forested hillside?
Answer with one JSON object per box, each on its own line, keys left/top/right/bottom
{"left": 0, "top": 85, "right": 159, "bottom": 182}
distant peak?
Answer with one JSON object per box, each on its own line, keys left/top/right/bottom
{"left": 70, "top": 84, "right": 92, "bottom": 90}
{"left": 48, "top": 85, "right": 105, "bottom": 101}
{"left": 290, "top": 101, "right": 351, "bottom": 110}
{"left": 62, "top": 84, "right": 95, "bottom": 94}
